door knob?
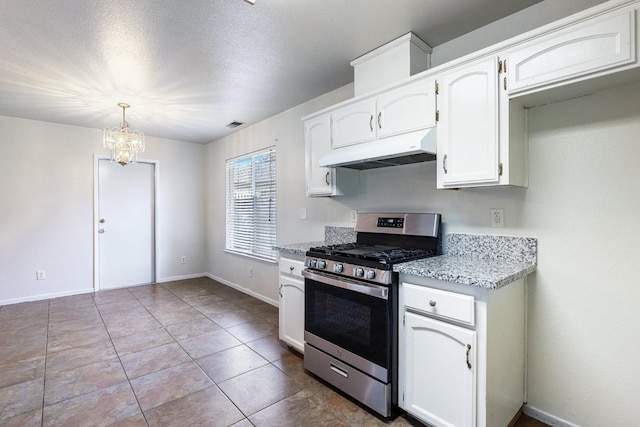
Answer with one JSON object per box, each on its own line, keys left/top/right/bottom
{"left": 98, "top": 228, "right": 105, "bottom": 234}
{"left": 99, "top": 218, "right": 106, "bottom": 224}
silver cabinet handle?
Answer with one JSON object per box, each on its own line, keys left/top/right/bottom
{"left": 369, "top": 114, "right": 373, "bottom": 132}
{"left": 377, "top": 112, "right": 382, "bottom": 129}
{"left": 98, "top": 228, "right": 105, "bottom": 234}
{"left": 429, "top": 300, "right": 436, "bottom": 307}
{"left": 325, "top": 171, "right": 330, "bottom": 185}
{"left": 289, "top": 266, "right": 295, "bottom": 271}
{"left": 279, "top": 284, "right": 283, "bottom": 298}
{"left": 443, "top": 154, "right": 448, "bottom": 174}
{"left": 466, "top": 344, "right": 472, "bottom": 369}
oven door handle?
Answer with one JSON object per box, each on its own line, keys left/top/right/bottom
{"left": 302, "top": 269, "right": 389, "bottom": 300}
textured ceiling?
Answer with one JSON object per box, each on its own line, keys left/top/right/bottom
{"left": 0, "top": 0, "right": 550, "bottom": 144}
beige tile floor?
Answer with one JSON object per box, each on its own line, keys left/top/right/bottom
{"left": 0, "top": 277, "right": 546, "bottom": 426}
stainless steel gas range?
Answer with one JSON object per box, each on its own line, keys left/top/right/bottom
{"left": 302, "top": 212, "right": 442, "bottom": 417}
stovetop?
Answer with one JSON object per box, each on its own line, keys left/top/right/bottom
{"left": 307, "top": 243, "right": 437, "bottom": 266}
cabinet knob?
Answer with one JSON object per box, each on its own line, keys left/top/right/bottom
{"left": 289, "top": 266, "right": 295, "bottom": 271}
{"left": 429, "top": 300, "right": 436, "bottom": 307}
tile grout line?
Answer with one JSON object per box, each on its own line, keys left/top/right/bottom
{"left": 93, "top": 288, "right": 150, "bottom": 426}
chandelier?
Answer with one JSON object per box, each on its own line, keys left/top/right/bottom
{"left": 103, "top": 103, "right": 145, "bottom": 166}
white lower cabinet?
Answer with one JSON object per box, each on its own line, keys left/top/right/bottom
{"left": 404, "top": 312, "right": 477, "bottom": 427}
{"left": 399, "top": 277, "right": 525, "bottom": 427}
{"left": 278, "top": 254, "right": 305, "bottom": 353}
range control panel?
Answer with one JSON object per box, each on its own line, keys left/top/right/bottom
{"left": 377, "top": 217, "right": 404, "bottom": 229}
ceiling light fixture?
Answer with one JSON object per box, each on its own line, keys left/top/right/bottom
{"left": 103, "top": 103, "right": 145, "bottom": 166}
{"left": 244, "top": 0, "right": 256, "bottom": 4}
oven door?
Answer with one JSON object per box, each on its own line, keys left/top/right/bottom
{"left": 303, "top": 269, "right": 393, "bottom": 381}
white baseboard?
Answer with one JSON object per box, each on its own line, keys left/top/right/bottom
{"left": 205, "top": 273, "right": 279, "bottom": 307}
{"left": 523, "top": 404, "right": 580, "bottom": 427}
{"left": 156, "top": 273, "right": 208, "bottom": 283}
{"left": 0, "top": 274, "right": 278, "bottom": 309}
{"left": 0, "top": 287, "right": 95, "bottom": 306}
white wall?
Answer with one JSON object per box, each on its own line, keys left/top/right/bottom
{"left": 205, "top": 84, "right": 356, "bottom": 304}
{"left": 0, "top": 116, "right": 206, "bottom": 304}
{"left": 204, "top": 2, "right": 640, "bottom": 425}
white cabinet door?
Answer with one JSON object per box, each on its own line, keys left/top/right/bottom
{"left": 279, "top": 276, "right": 305, "bottom": 353}
{"left": 404, "top": 311, "right": 477, "bottom": 427}
{"left": 331, "top": 97, "right": 377, "bottom": 148}
{"left": 508, "top": 7, "right": 636, "bottom": 95}
{"left": 437, "top": 57, "right": 500, "bottom": 188}
{"left": 305, "top": 114, "right": 335, "bottom": 196}
{"left": 376, "top": 77, "right": 437, "bottom": 138}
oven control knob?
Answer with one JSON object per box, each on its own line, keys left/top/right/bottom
{"left": 354, "top": 267, "right": 364, "bottom": 278}
{"left": 317, "top": 260, "right": 327, "bottom": 269}
{"left": 334, "top": 264, "right": 344, "bottom": 273}
{"left": 308, "top": 259, "right": 317, "bottom": 268}
{"left": 364, "top": 270, "right": 376, "bottom": 280}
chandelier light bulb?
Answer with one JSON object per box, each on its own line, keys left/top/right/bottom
{"left": 103, "top": 103, "right": 145, "bottom": 166}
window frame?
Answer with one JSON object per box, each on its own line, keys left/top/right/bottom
{"left": 225, "top": 146, "right": 277, "bottom": 262}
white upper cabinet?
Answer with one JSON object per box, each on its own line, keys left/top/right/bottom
{"left": 305, "top": 114, "right": 335, "bottom": 196}
{"left": 331, "top": 77, "right": 437, "bottom": 148}
{"left": 437, "top": 57, "right": 501, "bottom": 187}
{"left": 331, "top": 98, "right": 377, "bottom": 148}
{"left": 436, "top": 56, "right": 527, "bottom": 189}
{"left": 508, "top": 6, "right": 637, "bottom": 97}
{"left": 376, "top": 77, "right": 437, "bottom": 138}
{"left": 304, "top": 114, "right": 359, "bottom": 197}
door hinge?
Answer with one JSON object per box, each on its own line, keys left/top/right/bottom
{"left": 403, "top": 314, "right": 406, "bottom": 326}
{"left": 402, "top": 392, "right": 405, "bottom": 402}
{"left": 435, "top": 110, "right": 440, "bottom": 122}
{"left": 435, "top": 81, "right": 439, "bottom": 95}
{"left": 498, "top": 162, "right": 503, "bottom": 176}
{"left": 498, "top": 59, "right": 504, "bottom": 74}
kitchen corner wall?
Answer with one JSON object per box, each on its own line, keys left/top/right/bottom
{"left": 0, "top": 116, "right": 207, "bottom": 304}
{"left": 204, "top": 84, "right": 357, "bottom": 305}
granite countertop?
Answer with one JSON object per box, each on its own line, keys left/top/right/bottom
{"left": 276, "top": 229, "right": 538, "bottom": 290}
{"left": 394, "top": 255, "right": 536, "bottom": 289}
{"left": 395, "top": 233, "right": 537, "bottom": 289}
{"left": 274, "top": 241, "right": 323, "bottom": 256}
{"left": 274, "top": 226, "right": 356, "bottom": 256}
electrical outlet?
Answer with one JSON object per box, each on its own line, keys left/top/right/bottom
{"left": 36, "top": 270, "right": 46, "bottom": 280}
{"left": 298, "top": 208, "right": 308, "bottom": 220}
{"left": 248, "top": 267, "right": 253, "bottom": 277}
{"left": 180, "top": 256, "right": 186, "bottom": 264}
{"left": 351, "top": 210, "right": 358, "bottom": 222}
{"left": 490, "top": 208, "right": 505, "bottom": 228}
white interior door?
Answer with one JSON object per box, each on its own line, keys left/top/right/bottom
{"left": 98, "top": 159, "right": 155, "bottom": 290}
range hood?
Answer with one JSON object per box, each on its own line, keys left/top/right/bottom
{"left": 318, "top": 128, "right": 437, "bottom": 170}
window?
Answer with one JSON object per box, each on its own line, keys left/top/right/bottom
{"left": 225, "top": 147, "right": 277, "bottom": 261}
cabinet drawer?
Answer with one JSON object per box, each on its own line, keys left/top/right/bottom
{"left": 279, "top": 257, "right": 305, "bottom": 279}
{"left": 403, "top": 283, "right": 475, "bottom": 326}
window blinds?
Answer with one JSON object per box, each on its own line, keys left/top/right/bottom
{"left": 225, "top": 147, "right": 277, "bottom": 261}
